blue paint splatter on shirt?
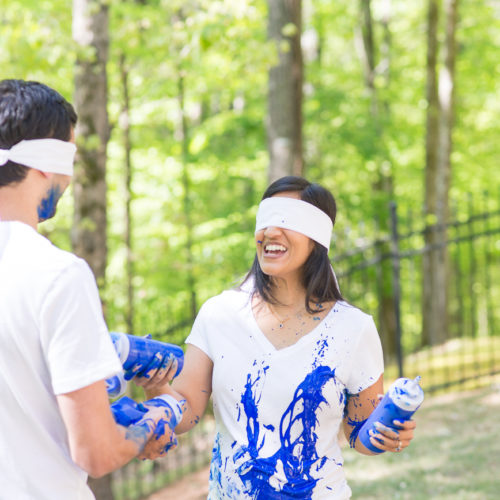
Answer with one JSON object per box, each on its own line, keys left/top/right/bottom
{"left": 231, "top": 365, "right": 338, "bottom": 499}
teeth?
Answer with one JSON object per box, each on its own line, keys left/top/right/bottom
{"left": 265, "top": 244, "right": 286, "bottom": 252}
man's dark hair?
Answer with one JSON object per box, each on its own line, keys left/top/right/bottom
{"left": 0, "top": 79, "right": 77, "bottom": 187}
{"left": 242, "top": 175, "right": 343, "bottom": 313}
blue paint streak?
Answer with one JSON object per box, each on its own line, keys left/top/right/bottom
{"left": 346, "top": 416, "right": 367, "bottom": 448}
{"left": 37, "top": 185, "right": 62, "bottom": 222}
{"left": 234, "top": 365, "right": 337, "bottom": 499}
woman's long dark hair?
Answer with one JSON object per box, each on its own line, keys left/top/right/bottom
{"left": 241, "top": 176, "right": 343, "bottom": 313}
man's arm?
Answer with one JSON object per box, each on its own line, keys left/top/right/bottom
{"left": 57, "top": 379, "right": 175, "bottom": 478}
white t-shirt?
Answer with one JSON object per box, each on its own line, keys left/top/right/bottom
{"left": 186, "top": 288, "right": 384, "bottom": 500}
{"left": 0, "top": 221, "right": 122, "bottom": 499}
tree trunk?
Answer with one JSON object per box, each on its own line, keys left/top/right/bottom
{"left": 72, "top": 1, "right": 113, "bottom": 498}
{"left": 119, "top": 53, "right": 135, "bottom": 336}
{"left": 356, "top": 0, "right": 397, "bottom": 362}
{"left": 267, "top": 0, "right": 303, "bottom": 182}
{"left": 177, "top": 69, "right": 197, "bottom": 321}
{"left": 72, "top": 0, "right": 110, "bottom": 284}
{"left": 423, "top": 0, "right": 448, "bottom": 346}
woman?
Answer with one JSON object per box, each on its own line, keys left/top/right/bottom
{"left": 143, "top": 176, "right": 416, "bottom": 499}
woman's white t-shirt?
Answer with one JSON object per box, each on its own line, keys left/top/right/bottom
{"left": 186, "top": 288, "right": 384, "bottom": 499}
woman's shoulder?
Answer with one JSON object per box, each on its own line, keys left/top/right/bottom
{"left": 332, "top": 300, "right": 376, "bottom": 330}
{"left": 198, "top": 287, "right": 251, "bottom": 316}
{"left": 334, "top": 300, "right": 370, "bottom": 317}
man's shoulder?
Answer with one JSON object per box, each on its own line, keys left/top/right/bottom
{"left": 6, "top": 221, "right": 87, "bottom": 275}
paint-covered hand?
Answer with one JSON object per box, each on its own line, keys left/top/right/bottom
{"left": 134, "top": 406, "right": 179, "bottom": 460}
{"left": 368, "top": 419, "right": 417, "bottom": 453}
{"left": 130, "top": 352, "right": 179, "bottom": 391}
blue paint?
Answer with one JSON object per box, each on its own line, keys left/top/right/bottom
{"left": 106, "top": 332, "right": 184, "bottom": 398}
{"left": 37, "top": 185, "right": 62, "bottom": 222}
{"left": 358, "top": 376, "right": 424, "bottom": 453}
{"left": 231, "top": 365, "right": 338, "bottom": 498}
{"left": 110, "top": 395, "right": 183, "bottom": 451}
{"left": 346, "top": 416, "right": 368, "bottom": 448}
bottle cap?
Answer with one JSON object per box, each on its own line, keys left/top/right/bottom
{"left": 389, "top": 376, "right": 424, "bottom": 411}
{"left": 110, "top": 331, "right": 130, "bottom": 364}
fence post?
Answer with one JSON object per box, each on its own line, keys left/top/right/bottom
{"left": 389, "top": 202, "right": 403, "bottom": 378}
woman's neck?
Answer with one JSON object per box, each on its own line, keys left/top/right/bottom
{"left": 268, "top": 275, "right": 306, "bottom": 309}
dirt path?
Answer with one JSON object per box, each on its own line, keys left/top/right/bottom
{"left": 145, "top": 465, "right": 210, "bottom": 500}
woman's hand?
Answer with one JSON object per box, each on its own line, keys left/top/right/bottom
{"left": 131, "top": 354, "right": 179, "bottom": 391}
{"left": 368, "top": 419, "right": 417, "bottom": 453}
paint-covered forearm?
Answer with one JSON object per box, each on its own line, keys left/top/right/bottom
{"left": 146, "top": 383, "right": 206, "bottom": 434}
{"left": 111, "top": 394, "right": 186, "bottom": 454}
{"left": 342, "top": 385, "right": 383, "bottom": 456}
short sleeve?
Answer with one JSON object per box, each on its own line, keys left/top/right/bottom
{"left": 185, "top": 300, "right": 213, "bottom": 361}
{"left": 40, "top": 259, "right": 122, "bottom": 395}
{"left": 345, "top": 315, "right": 384, "bottom": 395}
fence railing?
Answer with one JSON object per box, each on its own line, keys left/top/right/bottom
{"left": 332, "top": 193, "right": 500, "bottom": 394}
{"left": 113, "top": 192, "right": 500, "bottom": 499}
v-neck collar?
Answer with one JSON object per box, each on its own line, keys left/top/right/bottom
{"left": 244, "top": 297, "right": 339, "bottom": 355}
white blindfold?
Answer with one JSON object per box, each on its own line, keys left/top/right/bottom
{"left": 0, "top": 139, "right": 76, "bottom": 176}
{"left": 255, "top": 197, "right": 333, "bottom": 250}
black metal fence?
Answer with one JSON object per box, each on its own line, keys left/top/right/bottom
{"left": 332, "top": 192, "right": 500, "bottom": 393}
{"left": 113, "top": 192, "right": 500, "bottom": 499}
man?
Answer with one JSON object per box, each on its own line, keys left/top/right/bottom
{"left": 0, "top": 79, "right": 178, "bottom": 499}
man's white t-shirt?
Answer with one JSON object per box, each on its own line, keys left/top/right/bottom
{"left": 0, "top": 221, "right": 122, "bottom": 499}
{"left": 187, "top": 288, "right": 384, "bottom": 500}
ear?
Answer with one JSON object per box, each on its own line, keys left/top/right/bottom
{"left": 33, "top": 169, "right": 53, "bottom": 180}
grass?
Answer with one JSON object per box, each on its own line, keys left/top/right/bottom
{"left": 384, "top": 335, "right": 500, "bottom": 395}
{"left": 343, "top": 384, "right": 500, "bottom": 499}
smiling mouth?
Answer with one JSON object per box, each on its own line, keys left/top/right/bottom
{"left": 264, "top": 243, "right": 287, "bottom": 256}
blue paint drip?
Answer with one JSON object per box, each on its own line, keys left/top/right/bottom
{"left": 234, "top": 365, "right": 337, "bottom": 499}
{"left": 346, "top": 416, "right": 367, "bottom": 448}
{"left": 37, "top": 185, "right": 62, "bottom": 222}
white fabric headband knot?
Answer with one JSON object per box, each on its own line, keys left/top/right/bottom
{"left": 0, "top": 139, "right": 76, "bottom": 176}
{"left": 255, "top": 197, "right": 333, "bottom": 250}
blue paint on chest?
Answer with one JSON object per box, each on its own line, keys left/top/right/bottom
{"left": 234, "top": 365, "right": 337, "bottom": 499}
{"left": 37, "top": 185, "right": 62, "bottom": 222}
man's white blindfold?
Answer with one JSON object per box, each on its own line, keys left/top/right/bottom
{"left": 255, "top": 197, "right": 333, "bottom": 250}
{"left": 0, "top": 139, "right": 76, "bottom": 176}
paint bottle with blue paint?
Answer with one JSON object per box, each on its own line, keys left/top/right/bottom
{"left": 106, "top": 332, "right": 184, "bottom": 398}
{"left": 110, "top": 394, "right": 185, "bottom": 429}
{"left": 358, "top": 376, "right": 424, "bottom": 454}
{"left": 111, "top": 394, "right": 186, "bottom": 451}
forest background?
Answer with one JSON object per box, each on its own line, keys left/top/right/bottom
{"left": 1, "top": 0, "right": 499, "bottom": 498}
{"left": 1, "top": 0, "right": 498, "bottom": 339}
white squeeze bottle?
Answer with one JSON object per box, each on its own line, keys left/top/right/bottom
{"left": 358, "top": 376, "right": 424, "bottom": 453}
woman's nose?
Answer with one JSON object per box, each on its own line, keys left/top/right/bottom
{"left": 263, "top": 226, "right": 282, "bottom": 237}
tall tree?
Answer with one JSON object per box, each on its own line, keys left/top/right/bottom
{"left": 267, "top": 0, "right": 303, "bottom": 181}
{"left": 119, "top": 52, "right": 135, "bottom": 336}
{"left": 422, "top": 0, "right": 458, "bottom": 346}
{"left": 177, "top": 66, "right": 198, "bottom": 321}
{"left": 72, "top": 0, "right": 112, "bottom": 498}
{"left": 72, "top": 0, "right": 110, "bottom": 282}
{"left": 355, "top": 0, "right": 397, "bottom": 361}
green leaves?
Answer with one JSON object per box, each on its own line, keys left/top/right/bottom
{"left": 3, "top": 0, "right": 498, "bottom": 338}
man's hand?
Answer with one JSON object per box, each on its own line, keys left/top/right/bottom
{"left": 134, "top": 406, "right": 179, "bottom": 460}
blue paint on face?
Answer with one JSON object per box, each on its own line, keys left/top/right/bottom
{"left": 233, "top": 365, "right": 338, "bottom": 499}
{"left": 37, "top": 185, "right": 63, "bottom": 222}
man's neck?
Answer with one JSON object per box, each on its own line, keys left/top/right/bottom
{"left": 0, "top": 185, "right": 39, "bottom": 229}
